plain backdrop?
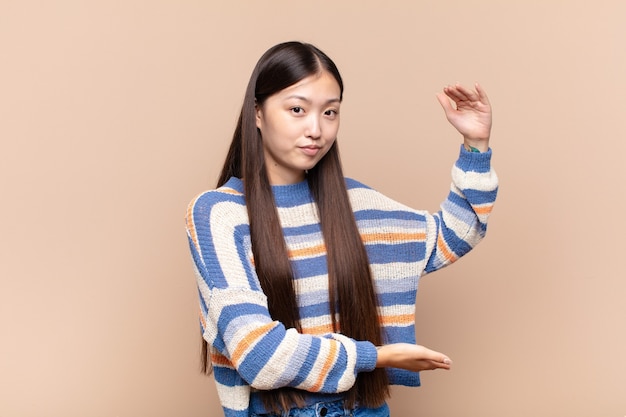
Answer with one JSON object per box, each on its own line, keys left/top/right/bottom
{"left": 1, "top": 1, "right": 625, "bottom": 416}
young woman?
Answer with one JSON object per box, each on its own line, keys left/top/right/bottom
{"left": 185, "top": 41, "right": 498, "bottom": 417}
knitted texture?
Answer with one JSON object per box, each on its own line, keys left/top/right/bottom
{"left": 185, "top": 146, "right": 498, "bottom": 417}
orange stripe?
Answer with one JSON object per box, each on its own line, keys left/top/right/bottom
{"left": 437, "top": 235, "right": 457, "bottom": 263}
{"left": 211, "top": 352, "right": 234, "bottom": 367}
{"left": 230, "top": 322, "right": 276, "bottom": 364}
{"left": 186, "top": 199, "right": 200, "bottom": 252}
{"left": 199, "top": 309, "right": 206, "bottom": 329}
{"left": 221, "top": 187, "right": 242, "bottom": 195}
{"left": 474, "top": 205, "right": 493, "bottom": 215}
{"left": 361, "top": 232, "right": 426, "bottom": 243}
{"left": 303, "top": 315, "right": 414, "bottom": 334}
{"left": 288, "top": 244, "right": 326, "bottom": 259}
{"left": 288, "top": 232, "right": 427, "bottom": 259}
{"left": 311, "top": 341, "right": 338, "bottom": 391}
{"left": 301, "top": 323, "right": 335, "bottom": 335}
{"left": 380, "top": 314, "right": 414, "bottom": 325}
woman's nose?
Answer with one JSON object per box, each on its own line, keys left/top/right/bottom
{"left": 305, "top": 116, "right": 321, "bottom": 139}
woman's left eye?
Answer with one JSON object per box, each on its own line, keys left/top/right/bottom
{"left": 324, "top": 109, "right": 338, "bottom": 117}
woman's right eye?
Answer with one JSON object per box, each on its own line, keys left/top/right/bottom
{"left": 291, "top": 106, "right": 303, "bottom": 114}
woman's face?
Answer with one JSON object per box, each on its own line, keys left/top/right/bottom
{"left": 255, "top": 70, "right": 341, "bottom": 185}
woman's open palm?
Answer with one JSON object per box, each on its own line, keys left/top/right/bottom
{"left": 437, "top": 83, "right": 492, "bottom": 144}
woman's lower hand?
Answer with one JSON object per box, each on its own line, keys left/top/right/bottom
{"left": 375, "top": 343, "right": 452, "bottom": 372}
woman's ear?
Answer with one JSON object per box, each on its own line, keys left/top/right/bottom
{"left": 255, "top": 100, "right": 263, "bottom": 130}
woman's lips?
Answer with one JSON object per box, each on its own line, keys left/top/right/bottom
{"left": 300, "top": 146, "right": 321, "bottom": 156}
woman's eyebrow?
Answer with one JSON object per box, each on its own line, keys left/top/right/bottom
{"left": 285, "top": 95, "right": 341, "bottom": 104}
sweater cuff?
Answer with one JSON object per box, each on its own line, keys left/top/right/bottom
{"left": 355, "top": 341, "right": 378, "bottom": 373}
{"left": 457, "top": 144, "right": 492, "bottom": 173}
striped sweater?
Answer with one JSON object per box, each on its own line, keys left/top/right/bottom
{"left": 185, "top": 146, "right": 498, "bottom": 416}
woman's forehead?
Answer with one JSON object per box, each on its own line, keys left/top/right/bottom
{"left": 274, "top": 71, "right": 341, "bottom": 101}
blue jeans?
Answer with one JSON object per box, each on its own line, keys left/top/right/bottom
{"left": 249, "top": 399, "right": 390, "bottom": 417}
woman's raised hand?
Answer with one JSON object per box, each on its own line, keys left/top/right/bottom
{"left": 375, "top": 343, "right": 452, "bottom": 372}
{"left": 437, "top": 83, "right": 492, "bottom": 152}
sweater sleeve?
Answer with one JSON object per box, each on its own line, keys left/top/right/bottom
{"left": 423, "top": 145, "right": 499, "bottom": 274}
{"left": 185, "top": 190, "right": 378, "bottom": 393}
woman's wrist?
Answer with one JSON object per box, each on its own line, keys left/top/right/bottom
{"left": 375, "top": 345, "right": 388, "bottom": 368}
{"left": 464, "top": 144, "right": 481, "bottom": 153}
{"left": 463, "top": 138, "right": 489, "bottom": 153}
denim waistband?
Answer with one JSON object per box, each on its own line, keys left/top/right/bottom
{"left": 248, "top": 397, "right": 390, "bottom": 417}
{"left": 248, "top": 392, "right": 344, "bottom": 414}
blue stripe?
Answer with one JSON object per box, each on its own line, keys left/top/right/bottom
{"left": 232, "top": 224, "right": 261, "bottom": 291}
{"left": 292, "top": 255, "right": 328, "bottom": 278}
{"left": 442, "top": 196, "right": 476, "bottom": 227}
{"left": 238, "top": 324, "right": 288, "bottom": 383}
{"left": 387, "top": 368, "right": 421, "bottom": 387}
{"left": 299, "top": 301, "right": 332, "bottom": 318}
{"left": 345, "top": 177, "right": 371, "bottom": 190}
{"left": 218, "top": 303, "right": 269, "bottom": 333}
{"left": 366, "top": 242, "right": 425, "bottom": 264}
{"left": 290, "top": 336, "right": 322, "bottom": 386}
{"left": 197, "top": 288, "right": 208, "bottom": 316}
{"left": 463, "top": 188, "right": 498, "bottom": 206}
{"left": 211, "top": 335, "right": 226, "bottom": 353}
{"left": 447, "top": 190, "right": 474, "bottom": 212}
{"left": 355, "top": 209, "right": 426, "bottom": 223}
{"left": 383, "top": 326, "right": 416, "bottom": 344}
{"left": 439, "top": 220, "right": 473, "bottom": 257}
{"left": 281, "top": 336, "right": 313, "bottom": 383}
{"left": 213, "top": 364, "right": 247, "bottom": 386}
{"left": 374, "top": 276, "right": 419, "bottom": 295}
{"left": 318, "top": 336, "right": 348, "bottom": 392}
{"left": 377, "top": 290, "right": 417, "bottom": 307}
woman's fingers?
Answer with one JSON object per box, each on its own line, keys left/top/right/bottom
{"left": 474, "top": 82, "right": 491, "bottom": 105}
{"left": 443, "top": 83, "right": 489, "bottom": 107}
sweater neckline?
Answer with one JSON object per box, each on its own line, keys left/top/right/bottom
{"left": 224, "top": 177, "right": 312, "bottom": 206}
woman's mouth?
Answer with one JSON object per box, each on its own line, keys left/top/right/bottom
{"left": 300, "top": 146, "right": 321, "bottom": 156}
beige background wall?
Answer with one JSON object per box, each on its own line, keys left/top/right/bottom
{"left": 1, "top": 1, "right": 625, "bottom": 416}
